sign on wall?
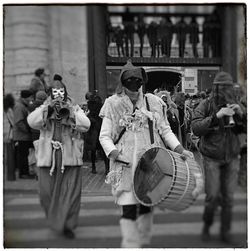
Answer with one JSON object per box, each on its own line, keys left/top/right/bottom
{"left": 183, "top": 68, "right": 198, "bottom": 95}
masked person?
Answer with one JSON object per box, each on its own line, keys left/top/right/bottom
{"left": 191, "top": 72, "right": 246, "bottom": 244}
{"left": 27, "top": 74, "right": 90, "bottom": 239}
{"left": 99, "top": 60, "right": 195, "bottom": 248}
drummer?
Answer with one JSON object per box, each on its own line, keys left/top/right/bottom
{"left": 99, "top": 60, "right": 195, "bottom": 248}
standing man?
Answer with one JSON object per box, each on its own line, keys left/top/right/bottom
{"left": 122, "top": 8, "right": 135, "bottom": 57}
{"left": 191, "top": 72, "right": 246, "bottom": 244}
{"left": 30, "top": 68, "right": 49, "bottom": 96}
{"left": 137, "top": 14, "right": 146, "bottom": 57}
{"left": 176, "top": 17, "right": 187, "bottom": 57}
{"left": 189, "top": 17, "right": 200, "bottom": 58}
{"left": 13, "top": 89, "right": 34, "bottom": 178}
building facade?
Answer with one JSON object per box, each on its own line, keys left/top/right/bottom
{"left": 3, "top": 4, "right": 246, "bottom": 103}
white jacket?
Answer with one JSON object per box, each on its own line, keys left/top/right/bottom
{"left": 99, "top": 92, "right": 181, "bottom": 205}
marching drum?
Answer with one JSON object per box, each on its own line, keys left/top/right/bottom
{"left": 133, "top": 147, "right": 203, "bottom": 211}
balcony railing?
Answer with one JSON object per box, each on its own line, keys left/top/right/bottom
{"left": 106, "top": 11, "right": 222, "bottom": 65}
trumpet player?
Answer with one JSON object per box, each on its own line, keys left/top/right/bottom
{"left": 27, "top": 74, "right": 90, "bottom": 239}
{"left": 191, "top": 71, "right": 246, "bottom": 245}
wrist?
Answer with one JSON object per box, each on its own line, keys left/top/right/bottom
{"left": 108, "top": 149, "right": 119, "bottom": 160}
{"left": 174, "top": 144, "right": 184, "bottom": 154}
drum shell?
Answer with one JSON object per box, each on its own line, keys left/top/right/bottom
{"left": 133, "top": 147, "right": 203, "bottom": 211}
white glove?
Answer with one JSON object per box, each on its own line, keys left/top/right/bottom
{"left": 180, "top": 150, "right": 194, "bottom": 160}
{"left": 192, "top": 173, "right": 204, "bottom": 198}
{"left": 227, "top": 103, "right": 243, "bottom": 116}
{"left": 216, "top": 107, "right": 235, "bottom": 119}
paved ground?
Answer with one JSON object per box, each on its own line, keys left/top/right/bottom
{"left": 4, "top": 151, "right": 203, "bottom": 195}
{"left": 4, "top": 188, "right": 247, "bottom": 248}
{"left": 4, "top": 161, "right": 111, "bottom": 196}
{"left": 3, "top": 156, "right": 247, "bottom": 248}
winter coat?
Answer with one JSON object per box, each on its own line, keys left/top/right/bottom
{"left": 27, "top": 98, "right": 90, "bottom": 167}
{"left": 13, "top": 99, "right": 32, "bottom": 141}
{"left": 84, "top": 99, "right": 103, "bottom": 151}
{"left": 30, "top": 76, "right": 49, "bottom": 96}
{"left": 191, "top": 98, "right": 244, "bottom": 161}
{"left": 3, "top": 108, "right": 14, "bottom": 142}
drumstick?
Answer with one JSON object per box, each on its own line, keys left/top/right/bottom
{"left": 115, "top": 159, "right": 130, "bottom": 166}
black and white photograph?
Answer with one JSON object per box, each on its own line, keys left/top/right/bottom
{"left": 3, "top": 2, "right": 247, "bottom": 248}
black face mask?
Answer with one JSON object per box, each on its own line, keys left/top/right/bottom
{"left": 213, "top": 85, "right": 236, "bottom": 107}
{"left": 123, "top": 77, "right": 143, "bottom": 92}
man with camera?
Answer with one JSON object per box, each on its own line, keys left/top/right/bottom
{"left": 191, "top": 71, "right": 246, "bottom": 245}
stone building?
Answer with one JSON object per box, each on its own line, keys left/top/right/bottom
{"left": 4, "top": 5, "right": 89, "bottom": 104}
{"left": 3, "top": 5, "right": 246, "bottom": 103}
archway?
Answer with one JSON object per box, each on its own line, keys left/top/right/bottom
{"left": 145, "top": 70, "right": 182, "bottom": 95}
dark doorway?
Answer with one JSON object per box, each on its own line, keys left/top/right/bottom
{"left": 145, "top": 71, "right": 182, "bottom": 95}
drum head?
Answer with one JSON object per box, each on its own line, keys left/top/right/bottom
{"left": 133, "top": 147, "right": 174, "bottom": 206}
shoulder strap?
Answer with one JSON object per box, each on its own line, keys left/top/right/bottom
{"left": 145, "top": 96, "right": 154, "bottom": 144}
{"left": 114, "top": 127, "right": 126, "bottom": 145}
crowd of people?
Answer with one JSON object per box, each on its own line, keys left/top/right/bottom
{"left": 107, "top": 11, "right": 221, "bottom": 58}
{"left": 3, "top": 64, "right": 247, "bottom": 247}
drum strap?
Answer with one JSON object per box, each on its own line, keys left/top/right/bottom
{"left": 114, "top": 106, "right": 137, "bottom": 145}
{"left": 114, "top": 127, "right": 126, "bottom": 145}
{"left": 145, "top": 96, "right": 170, "bottom": 149}
{"left": 145, "top": 97, "right": 154, "bottom": 144}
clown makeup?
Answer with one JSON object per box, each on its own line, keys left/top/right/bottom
{"left": 123, "top": 77, "right": 143, "bottom": 92}
{"left": 52, "top": 88, "right": 65, "bottom": 100}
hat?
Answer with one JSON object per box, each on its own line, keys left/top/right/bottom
{"left": 120, "top": 60, "right": 148, "bottom": 84}
{"left": 35, "top": 91, "right": 47, "bottom": 102}
{"left": 34, "top": 68, "right": 45, "bottom": 77}
{"left": 213, "top": 71, "right": 233, "bottom": 85}
{"left": 20, "top": 89, "right": 32, "bottom": 98}
{"left": 53, "top": 74, "right": 62, "bottom": 81}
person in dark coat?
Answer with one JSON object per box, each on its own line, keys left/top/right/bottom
{"left": 122, "top": 8, "right": 135, "bottom": 57}
{"left": 137, "top": 14, "right": 146, "bottom": 57}
{"left": 30, "top": 91, "right": 48, "bottom": 141}
{"left": 147, "top": 21, "right": 158, "bottom": 57}
{"left": 191, "top": 71, "right": 246, "bottom": 244}
{"left": 114, "top": 26, "right": 125, "bottom": 57}
{"left": 189, "top": 17, "right": 200, "bottom": 57}
{"left": 30, "top": 68, "right": 49, "bottom": 97}
{"left": 3, "top": 93, "right": 16, "bottom": 180}
{"left": 176, "top": 17, "right": 187, "bottom": 57}
{"left": 202, "top": 16, "right": 212, "bottom": 58}
{"left": 84, "top": 92, "right": 109, "bottom": 174}
{"left": 13, "top": 89, "right": 34, "bottom": 178}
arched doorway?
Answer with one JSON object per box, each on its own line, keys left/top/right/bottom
{"left": 145, "top": 69, "right": 182, "bottom": 95}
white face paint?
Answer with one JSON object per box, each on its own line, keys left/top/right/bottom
{"left": 52, "top": 88, "right": 65, "bottom": 100}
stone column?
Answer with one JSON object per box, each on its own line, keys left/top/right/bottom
{"left": 87, "top": 6, "right": 107, "bottom": 100}
{"left": 220, "top": 6, "right": 238, "bottom": 81}
{"left": 4, "top": 6, "right": 49, "bottom": 95}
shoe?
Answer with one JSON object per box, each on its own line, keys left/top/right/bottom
{"left": 220, "top": 232, "right": 238, "bottom": 246}
{"left": 91, "top": 169, "right": 97, "bottom": 174}
{"left": 19, "top": 174, "right": 36, "bottom": 179}
{"left": 63, "top": 228, "right": 75, "bottom": 239}
{"left": 201, "top": 225, "right": 211, "bottom": 242}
